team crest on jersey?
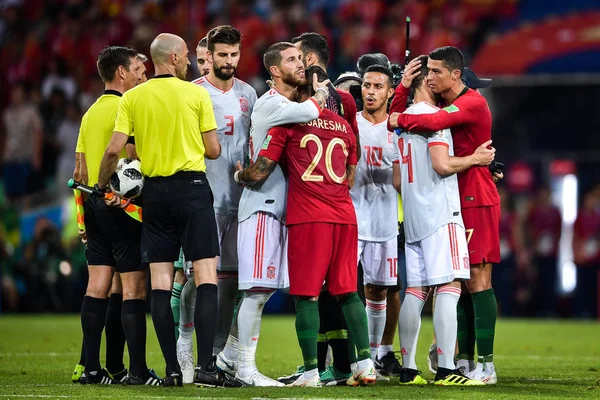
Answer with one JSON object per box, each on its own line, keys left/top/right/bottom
{"left": 239, "top": 97, "right": 249, "bottom": 113}
{"left": 266, "top": 265, "right": 276, "bottom": 279}
{"left": 463, "top": 257, "right": 470, "bottom": 270}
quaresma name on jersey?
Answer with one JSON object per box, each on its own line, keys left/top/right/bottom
{"left": 193, "top": 77, "right": 258, "bottom": 216}
{"left": 237, "top": 89, "right": 321, "bottom": 223}
{"left": 395, "top": 101, "right": 463, "bottom": 243}
{"left": 350, "top": 112, "right": 398, "bottom": 242}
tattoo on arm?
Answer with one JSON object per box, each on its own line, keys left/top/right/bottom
{"left": 346, "top": 164, "right": 356, "bottom": 190}
{"left": 312, "top": 91, "right": 328, "bottom": 109}
{"left": 239, "top": 156, "right": 277, "bottom": 186}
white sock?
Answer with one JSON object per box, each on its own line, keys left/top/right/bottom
{"left": 178, "top": 279, "right": 196, "bottom": 350}
{"left": 366, "top": 299, "right": 387, "bottom": 361}
{"left": 398, "top": 288, "right": 427, "bottom": 370}
{"left": 237, "top": 290, "right": 274, "bottom": 377}
{"left": 213, "top": 276, "right": 238, "bottom": 355}
{"left": 433, "top": 286, "right": 461, "bottom": 370}
{"left": 377, "top": 344, "right": 394, "bottom": 361}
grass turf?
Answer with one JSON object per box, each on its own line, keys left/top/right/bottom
{"left": 0, "top": 315, "right": 599, "bottom": 399}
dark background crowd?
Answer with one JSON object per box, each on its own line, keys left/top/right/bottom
{"left": 1, "top": 0, "right": 600, "bottom": 319}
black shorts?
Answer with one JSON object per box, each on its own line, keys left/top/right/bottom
{"left": 141, "top": 171, "right": 219, "bottom": 263}
{"left": 84, "top": 195, "right": 147, "bottom": 273}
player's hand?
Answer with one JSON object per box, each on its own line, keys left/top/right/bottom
{"left": 312, "top": 73, "right": 331, "bottom": 93}
{"left": 389, "top": 112, "right": 400, "bottom": 128}
{"left": 78, "top": 229, "right": 88, "bottom": 245}
{"left": 473, "top": 140, "right": 495, "bottom": 166}
{"left": 234, "top": 161, "right": 245, "bottom": 186}
{"left": 401, "top": 58, "right": 422, "bottom": 89}
{"left": 492, "top": 171, "right": 504, "bottom": 183}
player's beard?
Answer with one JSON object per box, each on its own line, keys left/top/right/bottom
{"left": 214, "top": 65, "right": 236, "bottom": 80}
{"left": 282, "top": 69, "right": 306, "bottom": 88}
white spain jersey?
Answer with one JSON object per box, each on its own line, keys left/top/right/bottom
{"left": 237, "top": 89, "right": 321, "bottom": 223}
{"left": 394, "top": 101, "right": 463, "bottom": 243}
{"left": 350, "top": 112, "right": 398, "bottom": 242}
{"left": 193, "top": 76, "right": 258, "bottom": 216}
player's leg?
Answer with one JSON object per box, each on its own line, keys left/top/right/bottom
{"left": 79, "top": 196, "right": 116, "bottom": 384}
{"left": 397, "top": 241, "right": 428, "bottom": 385}
{"left": 177, "top": 277, "right": 196, "bottom": 384}
{"left": 71, "top": 341, "right": 85, "bottom": 383}
{"left": 104, "top": 273, "right": 127, "bottom": 382}
{"left": 361, "top": 242, "right": 388, "bottom": 363}
{"left": 171, "top": 252, "right": 187, "bottom": 340}
{"left": 463, "top": 205, "right": 500, "bottom": 384}
{"left": 214, "top": 214, "right": 239, "bottom": 356}
{"left": 287, "top": 223, "right": 333, "bottom": 387}
{"left": 456, "top": 285, "right": 476, "bottom": 373}
{"left": 234, "top": 212, "right": 285, "bottom": 386}
{"left": 328, "top": 224, "right": 375, "bottom": 386}
{"left": 378, "top": 287, "right": 402, "bottom": 377}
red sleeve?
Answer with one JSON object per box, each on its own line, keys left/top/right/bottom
{"left": 387, "top": 85, "right": 411, "bottom": 131}
{"left": 338, "top": 90, "right": 359, "bottom": 136}
{"left": 347, "top": 125, "right": 358, "bottom": 166}
{"left": 258, "top": 126, "right": 288, "bottom": 163}
{"left": 396, "top": 92, "right": 483, "bottom": 132}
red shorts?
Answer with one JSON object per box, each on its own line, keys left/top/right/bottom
{"left": 462, "top": 204, "right": 501, "bottom": 264}
{"left": 288, "top": 223, "right": 358, "bottom": 297}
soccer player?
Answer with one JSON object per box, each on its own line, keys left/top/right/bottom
{"left": 74, "top": 46, "right": 159, "bottom": 385}
{"left": 289, "top": 32, "right": 358, "bottom": 385}
{"left": 219, "top": 42, "right": 330, "bottom": 386}
{"left": 392, "top": 54, "right": 492, "bottom": 386}
{"left": 349, "top": 64, "right": 400, "bottom": 371}
{"left": 171, "top": 37, "right": 212, "bottom": 346}
{"left": 96, "top": 33, "right": 235, "bottom": 388}
{"left": 389, "top": 46, "right": 501, "bottom": 384}
{"left": 176, "top": 25, "right": 258, "bottom": 383}
{"left": 235, "top": 67, "right": 376, "bottom": 388}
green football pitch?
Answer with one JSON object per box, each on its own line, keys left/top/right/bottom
{"left": 0, "top": 315, "right": 599, "bottom": 399}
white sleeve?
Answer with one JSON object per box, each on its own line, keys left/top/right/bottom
{"left": 392, "top": 137, "right": 400, "bottom": 163}
{"left": 427, "top": 128, "right": 452, "bottom": 147}
{"left": 264, "top": 95, "right": 320, "bottom": 126}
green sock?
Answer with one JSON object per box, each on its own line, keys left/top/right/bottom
{"left": 339, "top": 292, "right": 370, "bottom": 361}
{"left": 171, "top": 282, "right": 184, "bottom": 340}
{"left": 295, "top": 299, "right": 320, "bottom": 371}
{"left": 347, "top": 333, "right": 357, "bottom": 364}
{"left": 457, "top": 291, "right": 476, "bottom": 360}
{"left": 472, "top": 288, "right": 497, "bottom": 362}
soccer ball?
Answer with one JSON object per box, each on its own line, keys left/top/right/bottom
{"left": 109, "top": 158, "right": 144, "bottom": 199}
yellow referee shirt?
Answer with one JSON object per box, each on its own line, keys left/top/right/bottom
{"left": 114, "top": 75, "right": 218, "bottom": 177}
{"left": 75, "top": 90, "right": 126, "bottom": 187}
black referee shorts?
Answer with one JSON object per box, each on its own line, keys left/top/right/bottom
{"left": 141, "top": 171, "right": 220, "bottom": 263}
{"left": 84, "top": 195, "right": 147, "bottom": 273}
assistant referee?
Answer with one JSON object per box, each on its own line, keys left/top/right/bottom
{"left": 97, "top": 33, "right": 224, "bottom": 387}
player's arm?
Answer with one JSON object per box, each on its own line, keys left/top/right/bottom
{"left": 390, "top": 95, "right": 482, "bottom": 131}
{"left": 97, "top": 131, "right": 129, "bottom": 189}
{"left": 202, "top": 129, "right": 220, "bottom": 159}
{"left": 235, "top": 156, "right": 278, "bottom": 186}
{"left": 429, "top": 138, "right": 495, "bottom": 177}
{"left": 392, "top": 162, "right": 401, "bottom": 193}
{"left": 346, "top": 164, "right": 356, "bottom": 189}
{"left": 125, "top": 136, "right": 138, "bottom": 160}
{"left": 387, "top": 58, "right": 422, "bottom": 131}
{"left": 74, "top": 152, "right": 88, "bottom": 185}
{"left": 198, "top": 86, "right": 221, "bottom": 159}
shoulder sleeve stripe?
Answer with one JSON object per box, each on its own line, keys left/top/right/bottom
{"left": 427, "top": 141, "right": 449, "bottom": 148}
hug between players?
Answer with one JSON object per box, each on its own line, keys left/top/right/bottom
{"left": 72, "top": 24, "right": 502, "bottom": 388}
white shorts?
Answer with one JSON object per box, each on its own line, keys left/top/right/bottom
{"left": 358, "top": 238, "right": 398, "bottom": 286}
{"left": 216, "top": 214, "right": 238, "bottom": 272}
{"left": 405, "top": 223, "right": 470, "bottom": 287}
{"left": 238, "top": 211, "right": 289, "bottom": 290}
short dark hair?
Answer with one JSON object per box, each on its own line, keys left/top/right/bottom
{"left": 96, "top": 46, "right": 138, "bottom": 83}
{"left": 290, "top": 32, "right": 329, "bottom": 66}
{"left": 263, "top": 42, "right": 296, "bottom": 72}
{"left": 302, "top": 65, "right": 329, "bottom": 97}
{"left": 197, "top": 36, "right": 208, "bottom": 49}
{"left": 363, "top": 65, "right": 394, "bottom": 87}
{"left": 411, "top": 55, "right": 430, "bottom": 90}
{"left": 428, "top": 46, "right": 464, "bottom": 76}
{"left": 207, "top": 25, "right": 241, "bottom": 52}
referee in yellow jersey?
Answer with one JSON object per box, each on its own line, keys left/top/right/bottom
{"left": 74, "top": 46, "right": 159, "bottom": 385}
{"left": 97, "top": 33, "right": 232, "bottom": 387}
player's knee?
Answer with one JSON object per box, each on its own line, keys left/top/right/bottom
{"left": 364, "top": 284, "right": 387, "bottom": 301}
{"left": 466, "top": 262, "right": 493, "bottom": 293}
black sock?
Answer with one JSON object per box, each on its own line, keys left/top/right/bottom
{"left": 317, "top": 324, "right": 327, "bottom": 372}
{"left": 79, "top": 340, "right": 85, "bottom": 366}
{"left": 319, "top": 291, "right": 351, "bottom": 373}
{"left": 105, "top": 293, "right": 125, "bottom": 374}
{"left": 195, "top": 283, "right": 218, "bottom": 369}
{"left": 122, "top": 299, "right": 148, "bottom": 377}
{"left": 151, "top": 289, "right": 179, "bottom": 375}
{"left": 460, "top": 291, "right": 476, "bottom": 358}
{"left": 81, "top": 296, "right": 108, "bottom": 373}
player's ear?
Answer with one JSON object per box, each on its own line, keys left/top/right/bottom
{"left": 451, "top": 69, "right": 461, "bottom": 81}
{"left": 386, "top": 87, "right": 394, "bottom": 99}
{"left": 269, "top": 65, "right": 282, "bottom": 79}
{"left": 207, "top": 51, "right": 214, "bottom": 64}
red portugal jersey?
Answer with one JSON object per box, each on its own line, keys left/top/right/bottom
{"left": 393, "top": 86, "right": 500, "bottom": 209}
{"left": 259, "top": 108, "right": 358, "bottom": 226}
